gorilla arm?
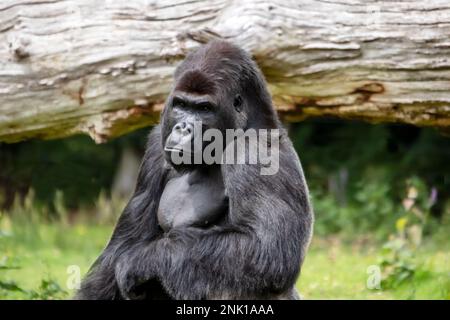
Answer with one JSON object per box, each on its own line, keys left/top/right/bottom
{"left": 115, "top": 137, "right": 313, "bottom": 299}
{"left": 76, "top": 126, "right": 168, "bottom": 299}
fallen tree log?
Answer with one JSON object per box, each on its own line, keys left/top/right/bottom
{"left": 1, "top": 0, "right": 450, "bottom": 143}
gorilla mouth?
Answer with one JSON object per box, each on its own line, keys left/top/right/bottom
{"left": 164, "top": 146, "right": 192, "bottom": 155}
{"left": 164, "top": 146, "right": 182, "bottom": 152}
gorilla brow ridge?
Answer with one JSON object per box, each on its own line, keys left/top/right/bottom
{"left": 175, "top": 69, "right": 217, "bottom": 95}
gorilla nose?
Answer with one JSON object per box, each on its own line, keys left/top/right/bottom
{"left": 173, "top": 122, "right": 193, "bottom": 136}
{"left": 165, "top": 122, "right": 194, "bottom": 153}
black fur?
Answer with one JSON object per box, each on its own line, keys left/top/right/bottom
{"left": 76, "top": 41, "right": 313, "bottom": 300}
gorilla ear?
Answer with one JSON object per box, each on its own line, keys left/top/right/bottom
{"left": 233, "top": 94, "right": 243, "bottom": 112}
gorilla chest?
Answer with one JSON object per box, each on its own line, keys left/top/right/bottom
{"left": 157, "top": 169, "right": 227, "bottom": 232}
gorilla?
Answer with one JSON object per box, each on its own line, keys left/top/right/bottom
{"left": 76, "top": 40, "right": 313, "bottom": 300}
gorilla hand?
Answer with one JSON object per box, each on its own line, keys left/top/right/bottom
{"left": 114, "top": 243, "right": 160, "bottom": 300}
{"left": 115, "top": 228, "right": 204, "bottom": 300}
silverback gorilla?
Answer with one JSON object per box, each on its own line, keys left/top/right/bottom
{"left": 76, "top": 41, "right": 313, "bottom": 300}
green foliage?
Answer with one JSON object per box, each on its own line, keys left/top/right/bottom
{"left": 0, "top": 190, "right": 125, "bottom": 299}
{"left": 0, "top": 278, "right": 67, "bottom": 300}
{"left": 0, "top": 256, "right": 67, "bottom": 299}
{"left": 291, "top": 119, "right": 450, "bottom": 237}
{"left": 311, "top": 168, "right": 398, "bottom": 237}
{"left": 299, "top": 235, "right": 450, "bottom": 299}
{"left": 0, "top": 128, "right": 148, "bottom": 210}
{"left": 378, "top": 178, "right": 434, "bottom": 290}
{"left": 29, "top": 278, "right": 67, "bottom": 300}
{"left": 379, "top": 237, "right": 417, "bottom": 290}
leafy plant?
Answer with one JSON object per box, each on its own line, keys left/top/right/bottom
{"left": 28, "top": 278, "right": 68, "bottom": 300}
{"left": 378, "top": 178, "right": 433, "bottom": 290}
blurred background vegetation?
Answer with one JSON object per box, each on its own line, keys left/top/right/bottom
{"left": 0, "top": 118, "right": 449, "bottom": 299}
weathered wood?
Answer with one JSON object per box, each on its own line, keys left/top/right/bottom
{"left": 1, "top": 0, "right": 450, "bottom": 143}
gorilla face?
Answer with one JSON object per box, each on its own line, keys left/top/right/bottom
{"left": 161, "top": 67, "right": 247, "bottom": 167}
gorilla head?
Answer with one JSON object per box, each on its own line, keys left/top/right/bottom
{"left": 161, "top": 41, "right": 279, "bottom": 167}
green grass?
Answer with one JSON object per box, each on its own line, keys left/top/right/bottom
{"left": 298, "top": 237, "right": 450, "bottom": 299}
{"left": 0, "top": 221, "right": 112, "bottom": 299}
{"left": 1, "top": 218, "right": 449, "bottom": 300}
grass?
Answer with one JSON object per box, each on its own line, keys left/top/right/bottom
{"left": 0, "top": 221, "right": 112, "bottom": 299}
{"left": 298, "top": 236, "right": 450, "bottom": 299}
{"left": 0, "top": 215, "right": 449, "bottom": 300}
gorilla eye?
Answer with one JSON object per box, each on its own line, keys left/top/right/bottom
{"left": 172, "top": 97, "right": 186, "bottom": 109}
{"left": 233, "top": 95, "right": 243, "bottom": 112}
{"left": 197, "top": 102, "right": 213, "bottom": 112}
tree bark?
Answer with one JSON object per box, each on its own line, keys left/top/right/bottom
{"left": 1, "top": 0, "right": 450, "bottom": 143}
